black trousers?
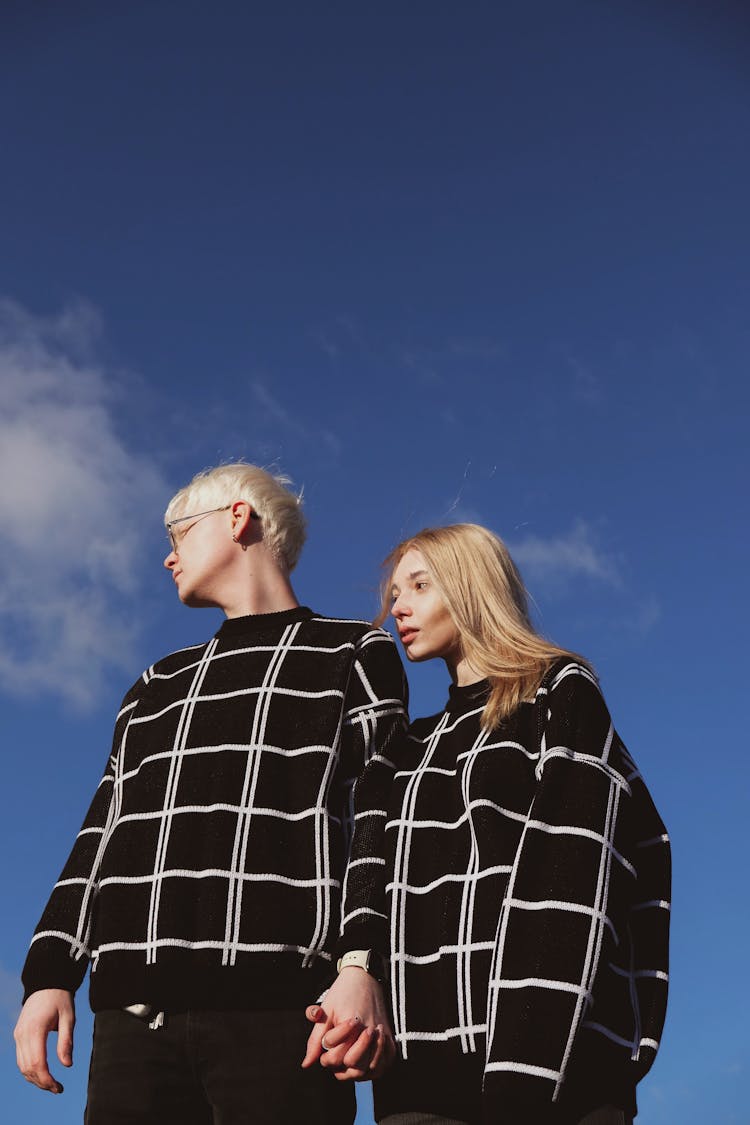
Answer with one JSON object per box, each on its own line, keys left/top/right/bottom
{"left": 85, "top": 1009, "right": 356, "bottom": 1125}
{"left": 380, "top": 1110, "right": 632, "bottom": 1125}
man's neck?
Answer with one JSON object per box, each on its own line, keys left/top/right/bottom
{"left": 221, "top": 567, "right": 300, "bottom": 619}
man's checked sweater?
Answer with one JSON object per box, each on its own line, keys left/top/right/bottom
{"left": 22, "top": 607, "right": 407, "bottom": 1013}
{"left": 375, "top": 659, "right": 670, "bottom": 1125}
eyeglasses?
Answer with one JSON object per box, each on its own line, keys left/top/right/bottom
{"left": 166, "top": 506, "right": 231, "bottom": 553}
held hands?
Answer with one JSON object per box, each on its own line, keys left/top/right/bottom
{"left": 14, "top": 988, "right": 75, "bottom": 1094}
{"left": 301, "top": 966, "right": 395, "bottom": 1081}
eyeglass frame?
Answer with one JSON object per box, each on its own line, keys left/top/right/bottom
{"left": 166, "top": 504, "right": 262, "bottom": 553}
{"left": 166, "top": 505, "right": 232, "bottom": 553}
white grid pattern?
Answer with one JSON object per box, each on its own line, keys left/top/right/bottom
{"left": 24, "top": 611, "right": 407, "bottom": 1011}
{"left": 383, "top": 661, "right": 670, "bottom": 1114}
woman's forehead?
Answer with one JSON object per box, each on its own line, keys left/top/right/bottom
{"left": 392, "top": 547, "right": 429, "bottom": 583}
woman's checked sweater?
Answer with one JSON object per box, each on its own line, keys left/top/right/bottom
{"left": 375, "top": 660, "right": 670, "bottom": 1125}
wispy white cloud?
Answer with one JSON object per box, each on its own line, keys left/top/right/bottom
{"left": 442, "top": 460, "right": 474, "bottom": 518}
{"left": 559, "top": 348, "right": 603, "bottom": 405}
{"left": 509, "top": 520, "right": 623, "bottom": 590}
{"left": 627, "top": 595, "right": 662, "bottom": 635}
{"left": 250, "top": 378, "right": 342, "bottom": 457}
{"left": 311, "top": 328, "right": 340, "bottom": 360}
{"left": 0, "top": 299, "right": 169, "bottom": 708}
{"left": 447, "top": 337, "right": 508, "bottom": 361}
{"left": 400, "top": 335, "right": 508, "bottom": 388}
{"left": 401, "top": 348, "right": 445, "bottom": 386}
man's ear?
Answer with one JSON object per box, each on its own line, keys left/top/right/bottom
{"left": 230, "top": 501, "right": 259, "bottom": 545}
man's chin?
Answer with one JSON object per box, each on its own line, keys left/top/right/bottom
{"left": 180, "top": 590, "right": 210, "bottom": 608}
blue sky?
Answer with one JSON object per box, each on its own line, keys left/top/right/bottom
{"left": 1, "top": 2, "right": 748, "bottom": 1122}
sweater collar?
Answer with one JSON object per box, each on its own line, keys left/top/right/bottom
{"left": 446, "top": 678, "right": 490, "bottom": 715}
{"left": 216, "top": 606, "right": 314, "bottom": 638}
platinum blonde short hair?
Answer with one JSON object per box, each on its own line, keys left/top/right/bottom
{"left": 165, "top": 462, "right": 307, "bottom": 572}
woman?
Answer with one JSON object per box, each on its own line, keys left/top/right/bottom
{"left": 372, "top": 524, "right": 670, "bottom": 1125}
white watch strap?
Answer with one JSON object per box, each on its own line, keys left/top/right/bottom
{"left": 336, "top": 949, "right": 371, "bottom": 973}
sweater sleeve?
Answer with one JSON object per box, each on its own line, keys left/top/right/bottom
{"left": 21, "top": 680, "right": 142, "bottom": 1001}
{"left": 482, "top": 663, "right": 666, "bottom": 1123}
{"left": 335, "top": 628, "right": 408, "bottom": 960}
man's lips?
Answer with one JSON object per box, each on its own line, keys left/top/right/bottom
{"left": 399, "top": 628, "right": 418, "bottom": 645}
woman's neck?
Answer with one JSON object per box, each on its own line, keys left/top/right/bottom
{"left": 445, "top": 652, "right": 485, "bottom": 687}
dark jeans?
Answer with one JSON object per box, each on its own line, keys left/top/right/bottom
{"left": 380, "top": 1110, "right": 632, "bottom": 1125}
{"left": 85, "top": 1008, "right": 355, "bottom": 1125}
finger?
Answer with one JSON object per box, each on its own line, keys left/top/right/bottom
{"left": 334, "top": 1064, "right": 374, "bottom": 1082}
{"left": 305, "top": 1004, "right": 327, "bottom": 1025}
{"left": 383, "top": 1029, "right": 397, "bottom": 1065}
{"left": 334, "top": 1067, "right": 362, "bottom": 1081}
{"left": 16, "top": 1032, "right": 61, "bottom": 1094}
{"left": 342, "top": 1025, "right": 376, "bottom": 1070}
{"left": 369, "top": 1026, "right": 397, "bottom": 1080}
{"left": 364, "top": 1025, "right": 384, "bottom": 1074}
{"left": 22, "top": 1057, "right": 63, "bottom": 1094}
{"left": 320, "top": 1017, "right": 363, "bottom": 1051}
{"left": 57, "top": 1008, "right": 75, "bottom": 1068}
{"left": 301, "top": 1014, "right": 333, "bottom": 1068}
{"left": 362, "top": 1030, "right": 387, "bottom": 1079}
{"left": 319, "top": 1018, "right": 363, "bottom": 1069}
{"left": 386, "top": 1035, "right": 398, "bottom": 1067}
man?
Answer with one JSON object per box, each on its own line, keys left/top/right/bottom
{"left": 15, "top": 462, "right": 407, "bottom": 1124}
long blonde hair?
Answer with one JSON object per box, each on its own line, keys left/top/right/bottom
{"left": 377, "top": 523, "right": 588, "bottom": 728}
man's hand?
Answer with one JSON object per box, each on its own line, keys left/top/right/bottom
{"left": 301, "top": 967, "right": 395, "bottom": 1080}
{"left": 14, "top": 989, "right": 75, "bottom": 1094}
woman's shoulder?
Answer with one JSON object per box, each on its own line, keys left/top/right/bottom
{"left": 535, "top": 656, "right": 606, "bottom": 721}
{"left": 542, "top": 656, "right": 599, "bottom": 696}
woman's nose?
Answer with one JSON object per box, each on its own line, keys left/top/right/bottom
{"left": 391, "top": 597, "right": 410, "bottom": 619}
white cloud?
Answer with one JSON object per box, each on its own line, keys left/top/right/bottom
{"left": 250, "top": 378, "right": 342, "bottom": 457}
{"left": 0, "top": 299, "right": 169, "bottom": 708}
{"left": 509, "top": 520, "right": 623, "bottom": 590}
{"left": 627, "top": 595, "right": 662, "bottom": 635}
{"left": 564, "top": 352, "right": 602, "bottom": 404}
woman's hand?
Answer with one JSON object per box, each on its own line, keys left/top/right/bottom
{"left": 301, "top": 967, "right": 395, "bottom": 1080}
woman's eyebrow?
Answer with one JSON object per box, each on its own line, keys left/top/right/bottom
{"left": 392, "top": 570, "right": 429, "bottom": 595}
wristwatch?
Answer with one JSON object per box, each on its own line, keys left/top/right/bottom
{"left": 336, "top": 948, "right": 388, "bottom": 984}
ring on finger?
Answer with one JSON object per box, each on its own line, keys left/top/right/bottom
{"left": 321, "top": 1035, "right": 331, "bottom": 1051}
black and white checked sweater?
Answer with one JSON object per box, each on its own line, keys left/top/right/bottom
{"left": 22, "top": 607, "right": 407, "bottom": 1013}
{"left": 375, "top": 660, "right": 670, "bottom": 1125}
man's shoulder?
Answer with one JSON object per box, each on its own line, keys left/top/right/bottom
{"left": 305, "top": 613, "right": 396, "bottom": 649}
{"left": 140, "top": 639, "right": 211, "bottom": 683}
